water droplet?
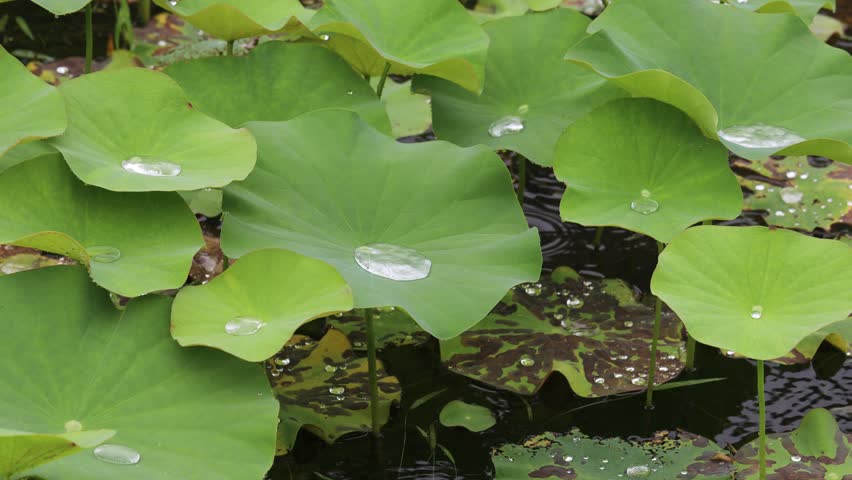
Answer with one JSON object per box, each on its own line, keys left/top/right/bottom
{"left": 319, "top": 34, "right": 330, "bottom": 41}
{"left": 725, "top": 350, "right": 736, "bottom": 357}
{"left": 157, "top": 40, "right": 168, "bottom": 47}
{"left": 625, "top": 366, "right": 636, "bottom": 372}
{"left": 594, "top": 377, "right": 605, "bottom": 384}
{"left": 346, "top": 90, "right": 354, "bottom": 95}
{"left": 354, "top": 243, "right": 431, "bottom": 281}
{"left": 630, "top": 190, "right": 659, "bottom": 215}
{"left": 225, "top": 317, "right": 265, "bottom": 336}
{"left": 488, "top": 116, "right": 524, "bottom": 138}
{"left": 566, "top": 297, "right": 584, "bottom": 308}
{"left": 658, "top": 366, "right": 669, "bottom": 372}
{"left": 324, "top": 365, "right": 338, "bottom": 373}
{"left": 780, "top": 187, "right": 803, "bottom": 204}
{"left": 524, "top": 285, "right": 541, "bottom": 296}
{"left": 785, "top": 171, "right": 797, "bottom": 179}
{"left": 274, "top": 357, "right": 291, "bottom": 366}
{"left": 56, "top": 66, "right": 69, "bottom": 75}
{"left": 790, "top": 455, "right": 802, "bottom": 462}
{"left": 329, "top": 386, "right": 345, "bottom": 395}
{"left": 775, "top": 210, "right": 785, "bottom": 217}
{"left": 519, "top": 356, "right": 535, "bottom": 367}
{"left": 122, "top": 156, "right": 182, "bottom": 177}
{"left": 718, "top": 124, "right": 805, "bottom": 149}
{"left": 750, "top": 305, "right": 763, "bottom": 320}
{"left": 626, "top": 465, "right": 650, "bottom": 477}
{"left": 168, "top": 0, "right": 178, "bottom": 6}
{"left": 517, "top": 104, "right": 529, "bottom": 114}
{"left": 64, "top": 420, "right": 82, "bottom": 433}
{"left": 754, "top": 184, "right": 766, "bottom": 191}
{"left": 93, "top": 444, "right": 141, "bottom": 465}
{"left": 624, "top": 321, "right": 634, "bottom": 328}
{"left": 563, "top": 455, "right": 573, "bottom": 463}
{"left": 631, "top": 377, "right": 646, "bottom": 386}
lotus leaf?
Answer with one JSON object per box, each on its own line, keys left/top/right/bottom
{"left": 0, "top": 46, "right": 65, "bottom": 158}
{"left": 0, "top": 266, "right": 279, "bottom": 479}
{"left": 440, "top": 267, "right": 686, "bottom": 397}
{"left": 172, "top": 249, "right": 354, "bottom": 362}
{"left": 565, "top": 0, "right": 852, "bottom": 162}
{"left": 50, "top": 67, "right": 257, "bottom": 192}
{"left": 438, "top": 401, "right": 495, "bottom": 433}
{"left": 751, "top": 317, "right": 852, "bottom": 364}
{"left": 734, "top": 408, "right": 850, "bottom": 479}
{"left": 267, "top": 329, "right": 400, "bottom": 454}
{"left": 554, "top": 98, "right": 742, "bottom": 243}
{"left": 0, "top": 141, "right": 59, "bottom": 174}
{"left": 372, "top": 78, "right": 432, "bottom": 138}
{"left": 326, "top": 307, "right": 431, "bottom": 351}
{"left": 492, "top": 429, "right": 734, "bottom": 479}
{"left": 0, "top": 156, "right": 202, "bottom": 297}
{"left": 165, "top": 42, "right": 390, "bottom": 133}
{"left": 221, "top": 110, "right": 541, "bottom": 340}
{"left": 719, "top": 0, "right": 835, "bottom": 23}
{"left": 468, "top": 0, "right": 529, "bottom": 22}
{"left": 30, "top": 0, "right": 90, "bottom": 15}
{"left": 0, "top": 429, "right": 115, "bottom": 479}
{"left": 152, "top": 0, "right": 311, "bottom": 41}
{"left": 307, "top": 0, "right": 489, "bottom": 93}
{"left": 415, "top": 9, "right": 626, "bottom": 167}
{"left": 734, "top": 156, "right": 851, "bottom": 231}
{"left": 178, "top": 188, "right": 223, "bottom": 217}
{"left": 651, "top": 225, "right": 852, "bottom": 360}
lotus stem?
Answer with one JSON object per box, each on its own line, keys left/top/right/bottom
{"left": 593, "top": 226, "right": 604, "bottom": 249}
{"left": 139, "top": 0, "right": 151, "bottom": 25}
{"left": 376, "top": 62, "right": 392, "bottom": 99}
{"left": 757, "top": 359, "right": 767, "bottom": 480}
{"left": 226, "top": 40, "right": 235, "bottom": 57}
{"left": 85, "top": 3, "right": 94, "bottom": 74}
{"left": 645, "top": 241, "right": 665, "bottom": 409}
{"left": 365, "top": 308, "right": 380, "bottom": 436}
{"left": 515, "top": 156, "right": 527, "bottom": 205}
{"left": 685, "top": 335, "right": 696, "bottom": 370}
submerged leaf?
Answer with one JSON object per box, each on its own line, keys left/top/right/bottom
{"left": 153, "top": 0, "right": 311, "bottom": 41}
{"left": 0, "top": 429, "right": 115, "bottom": 479}
{"left": 440, "top": 267, "right": 686, "bottom": 397}
{"left": 439, "top": 401, "right": 495, "bottom": 433}
{"left": 268, "top": 329, "right": 400, "bottom": 454}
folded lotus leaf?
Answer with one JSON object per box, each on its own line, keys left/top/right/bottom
{"left": 566, "top": 0, "right": 852, "bottom": 162}
{"left": 153, "top": 0, "right": 312, "bottom": 41}
{"left": 440, "top": 267, "right": 686, "bottom": 397}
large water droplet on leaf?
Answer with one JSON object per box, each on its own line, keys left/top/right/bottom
{"left": 225, "top": 317, "right": 265, "bottom": 336}
{"left": 354, "top": 243, "right": 431, "bottom": 281}
{"left": 64, "top": 420, "right": 82, "bottom": 432}
{"left": 780, "top": 187, "right": 803, "bottom": 204}
{"left": 87, "top": 246, "right": 121, "bottom": 263}
{"left": 717, "top": 124, "right": 805, "bottom": 149}
{"left": 488, "top": 116, "right": 524, "bottom": 138}
{"left": 630, "top": 189, "right": 659, "bottom": 215}
{"left": 122, "top": 156, "right": 182, "bottom": 177}
{"left": 93, "top": 444, "right": 141, "bottom": 465}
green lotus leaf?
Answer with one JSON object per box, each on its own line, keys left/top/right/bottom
{"left": 0, "top": 156, "right": 202, "bottom": 297}
{"left": 755, "top": 317, "right": 852, "bottom": 364}
{"left": 440, "top": 267, "right": 686, "bottom": 397}
{"left": 0, "top": 141, "right": 60, "bottom": 174}
{"left": 734, "top": 156, "right": 851, "bottom": 231}
{"left": 30, "top": 0, "right": 91, "bottom": 15}
{"left": 267, "top": 329, "right": 400, "bottom": 454}
{"left": 0, "top": 429, "right": 115, "bottom": 479}
{"left": 554, "top": 98, "right": 742, "bottom": 243}
{"left": 721, "top": 0, "right": 835, "bottom": 23}
{"left": 468, "top": 0, "right": 528, "bottom": 22}
{"left": 492, "top": 430, "right": 734, "bottom": 479}
{"left": 0, "top": 266, "right": 279, "bottom": 479}
{"left": 49, "top": 67, "right": 257, "bottom": 192}
{"left": 326, "top": 307, "right": 431, "bottom": 351}
{"left": 439, "top": 401, "right": 495, "bottom": 433}
{"left": 415, "top": 9, "right": 625, "bottom": 167}
{"left": 0, "top": 46, "right": 66, "bottom": 158}
{"left": 651, "top": 225, "right": 852, "bottom": 360}
{"left": 307, "top": 0, "right": 490, "bottom": 93}
{"left": 152, "top": 0, "right": 311, "bottom": 41}
{"left": 565, "top": 0, "right": 852, "bottom": 162}
{"left": 172, "top": 249, "right": 354, "bottom": 362}
{"left": 221, "top": 110, "right": 542, "bottom": 340}
{"left": 165, "top": 41, "right": 390, "bottom": 133}
{"left": 734, "top": 408, "right": 850, "bottom": 479}
{"left": 0, "top": 251, "right": 67, "bottom": 277}
{"left": 372, "top": 79, "right": 432, "bottom": 138}
{"left": 178, "top": 188, "right": 223, "bottom": 217}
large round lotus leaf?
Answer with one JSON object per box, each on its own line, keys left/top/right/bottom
{"left": 554, "top": 98, "right": 742, "bottom": 243}
{"left": 0, "top": 156, "right": 202, "bottom": 297}
{"left": 172, "top": 249, "right": 354, "bottom": 362}
{"left": 165, "top": 42, "right": 390, "bottom": 133}
{"left": 735, "top": 408, "right": 850, "bottom": 478}
{"left": 0, "top": 429, "right": 114, "bottom": 479}
{"left": 414, "top": 9, "right": 625, "bottom": 167}
{"left": 30, "top": 0, "right": 90, "bottom": 15}
{"left": 0, "top": 266, "right": 279, "bottom": 479}
{"left": 0, "top": 46, "right": 65, "bottom": 157}
{"left": 326, "top": 307, "right": 431, "bottom": 351}
{"left": 152, "top": 0, "right": 311, "bottom": 41}
{"left": 267, "top": 330, "right": 400, "bottom": 454}
{"left": 492, "top": 430, "right": 734, "bottom": 479}
{"left": 440, "top": 267, "right": 686, "bottom": 398}
{"left": 307, "top": 0, "right": 489, "bottom": 93}
{"left": 651, "top": 225, "right": 852, "bottom": 360}
{"left": 439, "top": 401, "right": 495, "bottom": 433}
{"left": 221, "top": 110, "right": 542, "bottom": 340}
{"left": 565, "top": 0, "right": 852, "bottom": 163}
{"left": 49, "top": 67, "right": 257, "bottom": 192}
{"left": 734, "top": 156, "right": 851, "bottom": 231}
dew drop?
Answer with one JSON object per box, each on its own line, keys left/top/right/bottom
{"left": 524, "top": 285, "right": 541, "bottom": 296}
{"left": 354, "top": 243, "right": 431, "bottom": 281}
{"left": 519, "top": 356, "right": 535, "bottom": 367}
{"left": 346, "top": 90, "right": 354, "bottom": 95}
{"left": 625, "top": 366, "right": 636, "bottom": 372}
{"left": 780, "top": 187, "right": 803, "bottom": 204}
{"left": 87, "top": 246, "right": 121, "bottom": 263}
{"left": 754, "top": 184, "right": 766, "bottom": 191}
{"left": 93, "top": 444, "right": 141, "bottom": 465}
{"left": 717, "top": 124, "right": 805, "bottom": 149}
{"left": 785, "top": 171, "right": 797, "bottom": 179}
{"left": 319, "top": 34, "right": 330, "bottom": 41}
{"left": 122, "top": 156, "right": 182, "bottom": 177}
{"left": 329, "top": 386, "right": 345, "bottom": 395}
{"left": 56, "top": 66, "right": 69, "bottom": 75}
{"left": 790, "top": 455, "right": 802, "bottom": 462}
{"left": 626, "top": 465, "right": 650, "bottom": 477}
{"left": 624, "top": 321, "right": 634, "bottom": 328}
{"left": 658, "top": 366, "right": 669, "bottom": 372}
{"left": 64, "top": 420, "right": 83, "bottom": 433}
{"left": 631, "top": 377, "right": 646, "bottom": 386}
{"left": 594, "top": 377, "right": 605, "bottom": 384}
{"left": 630, "top": 190, "right": 659, "bottom": 215}
{"left": 750, "top": 305, "right": 763, "bottom": 320}
{"left": 563, "top": 455, "right": 573, "bottom": 463}
{"left": 488, "top": 116, "right": 524, "bottom": 138}
{"left": 168, "top": 0, "right": 178, "bottom": 6}
{"left": 566, "top": 297, "right": 584, "bottom": 309}
{"left": 225, "top": 317, "right": 265, "bottom": 336}
{"left": 324, "top": 365, "right": 338, "bottom": 373}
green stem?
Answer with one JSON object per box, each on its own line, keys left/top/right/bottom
{"left": 758, "top": 360, "right": 767, "bottom": 480}
{"left": 365, "top": 308, "right": 380, "bottom": 436}
{"left": 376, "top": 62, "right": 391, "bottom": 99}
{"left": 85, "top": 3, "right": 94, "bottom": 74}
{"left": 139, "top": 0, "right": 151, "bottom": 24}
{"left": 645, "top": 241, "right": 665, "bottom": 409}
{"left": 685, "top": 335, "right": 696, "bottom": 370}
{"left": 593, "top": 226, "right": 604, "bottom": 249}
{"left": 515, "top": 156, "right": 526, "bottom": 205}
{"left": 226, "top": 40, "right": 235, "bottom": 56}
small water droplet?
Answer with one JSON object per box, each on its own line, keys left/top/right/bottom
{"left": 750, "top": 305, "right": 763, "bottom": 320}
{"left": 630, "top": 189, "right": 659, "bottom": 215}
{"left": 56, "top": 66, "right": 69, "bottom": 75}
{"left": 754, "top": 184, "right": 766, "bottom": 191}
{"left": 319, "top": 34, "right": 330, "bottom": 41}
{"left": 594, "top": 377, "right": 605, "bottom": 384}
{"left": 346, "top": 90, "right": 354, "bottom": 95}
{"left": 626, "top": 465, "right": 650, "bottom": 477}
{"left": 324, "top": 365, "right": 338, "bottom": 373}
{"left": 624, "top": 321, "right": 634, "bottom": 328}
{"left": 775, "top": 210, "right": 785, "bottom": 217}
{"left": 566, "top": 297, "right": 584, "bottom": 308}
{"left": 725, "top": 350, "right": 736, "bottom": 357}
{"left": 87, "top": 246, "right": 121, "bottom": 263}
{"left": 64, "top": 420, "right": 83, "bottom": 433}
{"left": 93, "top": 444, "right": 141, "bottom": 465}
{"left": 625, "top": 366, "right": 635, "bottom": 372}
{"left": 168, "top": 0, "right": 178, "bottom": 6}
{"left": 517, "top": 104, "right": 529, "bottom": 114}
{"left": 631, "top": 377, "right": 646, "bottom": 386}
{"left": 519, "top": 356, "right": 535, "bottom": 367}
{"left": 780, "top": 187, "right": 803, "bottom": 204}
{"left": 274, "top": 357, "right": 291, "bottom": 366}
{"left": 524, "top": 285, "right": 541, "bottom": 296}
{"left": 790, "top": 455, "right": 802, "bottom": 462}
{"left": 488, "top": 116, "right": 524, "bottom": 138}
{"left": 329, "top": 386, "right": 345, "bottom": 395}
{"left": 785, "top": 171, "right": 797, "bottom": 179}
{"left": 354, "top": 243, "right": 431, "bottom": 281}
{"left": 718, "top": 124, "right": 805, "bottom": 149}
{"left": 225, "top": 317, "right": 265, "bottom": 336}
{"left": 122, "top": 156, "right": 182, "bottom": 177}
{"left": 658, "top": 366, "right": 669, "bottom": 372}
{"left": 563, "top": 455, "right": 573, "bottom": 463}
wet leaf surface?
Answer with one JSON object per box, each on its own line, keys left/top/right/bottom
{"left": 325, "top": 307, "right": 431, "bottom": 351}
{"left": 440, "top": 267, "right": 686, "bottom": 397}
{"left": 267, "top": 329, "right": 401, "bottom": 454}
